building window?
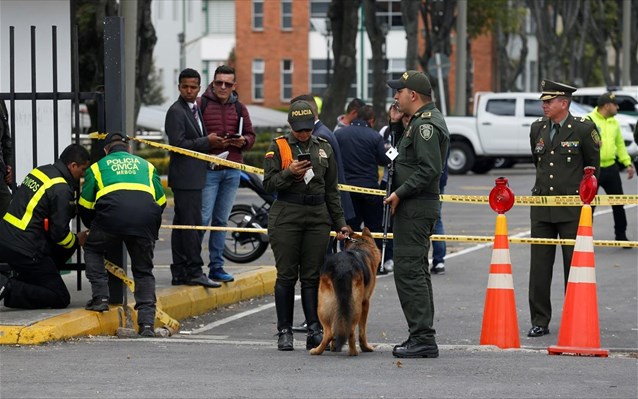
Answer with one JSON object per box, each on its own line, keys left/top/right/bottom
{"left": 204, "top": 0, "right": 235, "bottom": 34}
{"left": 281, "top": 60, "right": 293, "bottom": 101}
{"left": 310, "top": 0, "right": 331, "bottom": 19}
{"left": 156, "top": 1, "right": 163, "bottom": 19}
{"left": 281, "top": 0, "right": 293, "bottom": 30}
{"left": 253, "top": 59, "right": 265, "bottom": 101}
{"left": 311, "top": 59, "right": 356, "bottom": 99}
{"left": 202, "top": 60, "right": 226, "bottom": 87}
{"left": 375, "top": 0, "right": 403, "bottom": 29}
{"left": 367, "top": 58, "right": 405, "bottom": 102}
{"left": 253, "top": 0, "right": 264, "bottom": 31}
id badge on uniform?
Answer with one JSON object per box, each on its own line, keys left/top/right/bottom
{"left": 385, "top": 146, "right": 398, "bottom": 161}
{"left": 303, "top": 169, "right": 315, "bottom": 184}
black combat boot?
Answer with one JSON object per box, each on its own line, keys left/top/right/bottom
{"left": 301, "top": 287, "right": 324, "bottom": 350}
{"left": 275, "top": 283, "right": 295, "bottom": 351}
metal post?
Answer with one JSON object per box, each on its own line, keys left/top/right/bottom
{"left": 621, "top": 0, "right": 631, "bottom": 86}
{"left": 103, "top": 17, "right": 127, "bottom": 305}
{"left": 122, "top": 0, "right": 138, "bottom": 137}
{"left": 455, "top": 0, "right": 467, "bottom": 115}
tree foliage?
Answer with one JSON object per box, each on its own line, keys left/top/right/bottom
{"left": 321, "top": 0, "right": 362, "bottom": 130}
{"left": 74, "top": 0, "right": 157, "bottom": 130}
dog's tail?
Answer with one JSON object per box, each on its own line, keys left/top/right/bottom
{"left": 331, "top": 251, "right": 366, "bottom": 352}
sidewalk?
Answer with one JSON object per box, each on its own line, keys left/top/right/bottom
{"left": 0, "top": 264, "right": 276, "bottom": 345}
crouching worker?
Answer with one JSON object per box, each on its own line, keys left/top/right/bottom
{"left": 0, "top": 144, "right": 90, "bottom": 309}
{"left": 79, "top": 133, "right": 166, "bottom": 337}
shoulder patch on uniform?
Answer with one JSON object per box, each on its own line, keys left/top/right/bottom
{"left": 318, "top": 149, "right": 327, "bottom": 158}
{"left": 420, "top": 112, "right": 432, "bottom": 119}
{"left": 591, "top": 130, "right": 601, "bottom": 147}
{"left": 419, "top": 124, "right": 433, "bottom": 141}
{"left": 265, "top": 151, "right": 274, "bottom": 159}
{"left": 316, "top": 137, "right": 328, "bottom": 143}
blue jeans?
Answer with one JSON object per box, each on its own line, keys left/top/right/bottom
{"left": 200, "top": 168, "right": 241, "bottom": 272}
{"left": 432, "top": 201, "right": 446, "bottom": 265}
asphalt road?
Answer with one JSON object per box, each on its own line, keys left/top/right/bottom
{"left": 1, "top": 165, "right": 637, "bottom": 398}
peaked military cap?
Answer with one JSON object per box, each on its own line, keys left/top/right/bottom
{"left": 539, "top": 79, "right": 577, "bottom": 100}
{"left": 597, "top": 92, "right": 617, "bottom": 106}
{"left": 388, "top": 70, "right": 432, "bottom": 96}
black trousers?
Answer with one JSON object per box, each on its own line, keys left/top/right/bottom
{"left": 171, "top": 189, "right": 205, "bottom": 280}
{"left": 597, "top": 164, "right": 627, "bottom": 238}
{"left": 84, "top": 227, "right": 156, "bottom": 326}
{"left": 2, "top": 246, "right": 74, "bottom": 309}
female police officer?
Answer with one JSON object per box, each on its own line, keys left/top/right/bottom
{"left": 264, "top": 100, "right": 348, "bottom": 351}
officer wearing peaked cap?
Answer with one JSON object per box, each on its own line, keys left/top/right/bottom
{"left": 263, "top": 100, "right": 348, "bottom": 352}
{"left": 527, "top": 79, "right": 600, "bottom": 338}
{"left": 386, "top": 70, "right": 449, "bottom": 358}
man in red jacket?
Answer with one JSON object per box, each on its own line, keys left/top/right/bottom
{"left": 198, "top": 65, "right": 256, "bottom": 282}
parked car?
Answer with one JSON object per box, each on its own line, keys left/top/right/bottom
{"left": 446, "top": 92, "right": 638, "bottom": 174}
{"left": 572, "top": 86, "right": 638, "bottom": 117}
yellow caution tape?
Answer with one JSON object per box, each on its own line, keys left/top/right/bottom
{"left": 105, "top": 260, "right": 181, "bottom": 334}
{"left": 90, "top": 132, "right": 637, "bottom": 206}
{"left": 441, "top": 194, "right": 638, "bottom": 206}
{"left": 430, "top": 234, "right": 638, "bottom": 248}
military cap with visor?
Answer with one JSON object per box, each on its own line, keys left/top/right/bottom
{"left": 387, "top": 70, "right": 432, "bottom": 96}
{"left": 539, "top": 79, "right": 577, "bottom": 101}
{"left": 288, "top": 100, "right": 315, "bottom": 132}
{"left": 597, "top": 92, "right": 617, "bottom": 106}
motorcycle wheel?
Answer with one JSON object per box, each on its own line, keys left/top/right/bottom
{"left": 223, "top": 204, "right": 269, "bottom": 264}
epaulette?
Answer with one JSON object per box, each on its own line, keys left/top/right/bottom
{"left": 273, "top": 135, "right": 286, "bottom": 141}
{"left": 532, "top": 117, "right": 545, "bottom": 124}
{"left": 317, "top": 137, "right": 328, "bottom": 143}
{"left": 420, "top": 112, "right": 432, "bottom": 119}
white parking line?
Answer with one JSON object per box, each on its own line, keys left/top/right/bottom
{"left": 179, "top": 205, "right": 633, "bottom": 335}
{"left": 180, "top": 295, "right": 300, "bottom": 335}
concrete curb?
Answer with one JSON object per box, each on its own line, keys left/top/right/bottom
{"left": 0, "top": 266, "right": 276, "bottom": 345}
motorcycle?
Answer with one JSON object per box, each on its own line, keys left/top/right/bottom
{"left": 223, "top": 171, "right": 274, "bottom": 263}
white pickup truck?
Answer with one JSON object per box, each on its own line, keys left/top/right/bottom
{"left": 445, "top": 92, "right": 638, "bottom": 174}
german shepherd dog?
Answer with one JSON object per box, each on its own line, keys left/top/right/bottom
{"left": 309, "top": 227, "right": 381, "bottom": 356}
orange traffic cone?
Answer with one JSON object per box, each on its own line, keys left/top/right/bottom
{"left": 548, "top": 205, "right": 608, "bottom": 357}
{"left": 480, "top": 213, "right": 520, "bottom": 349}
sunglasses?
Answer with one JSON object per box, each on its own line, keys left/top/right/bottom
{"left": 213, "top": 80, "right": 235, "bottom": 89}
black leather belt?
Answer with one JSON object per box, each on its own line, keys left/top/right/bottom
{"left": 208, "top": 163, "right": 227, "bottom": 171}
{"left": 277, "top": 192, "right": 325, "bottom": 206}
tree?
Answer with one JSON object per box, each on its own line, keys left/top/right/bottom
{"left": 141, "top": 59, "right": 166, "bottom": 106}
{"left": 419, "top": 0, "right": 457, "bottom": 112}
{"left": 321, "top": 0, "right": 362, "bottom": 130}
{"left": 363, "top": 0, "right": 388, "bottom": 130}
{"left": 74, "top": 0, "right": 157, "bottom": 131}
{"left": 401, "top": 0, "right": 420, "bottom": 71}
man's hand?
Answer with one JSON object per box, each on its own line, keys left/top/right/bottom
{"left": 207, "top": 133, "right": 225, "bottom": 149}
{"left": 389, "top": 103, "right": 404, "bottom": 123}
{"left": 4, "top": 165, "right": 12, "bottom": 184}
{"left": 384, "top": 192, "right": 400, "bottom": 216}
{"left": 627, "top": 164, "right": 635, "bottom": 180}
{"left": 225, "top": 136, "right": 247, "bottom": 149}
{"left": 78, "top": 230, "right": 90, "bottom": 247}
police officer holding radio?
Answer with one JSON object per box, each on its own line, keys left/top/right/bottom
{"left": 264, "top": 100, "right": 348, "bottom": 351}
{"left": 385, "top": 70, "right": 449, "bottom": 358}
{"left": 527, "top": 80, "right": 600, "bottom": 337}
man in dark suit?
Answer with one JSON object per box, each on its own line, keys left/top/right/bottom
{"left": 165, "top": 68, "right": 223, "bottom": 288}
{"left": 527, "top": 80, "right": 600, "bottom": 337}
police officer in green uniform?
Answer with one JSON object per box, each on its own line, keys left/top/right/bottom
{"left": 527, "top": 80, "right": 600, "bottom": 337}
{"left": 79, "top": 132, "right": 166, "bottom": 337}
{"left": 385, "top": 71, "right": 449, "bottom": 358}
{"left": 264, "top": 101, "right": 348, "bottom": 351}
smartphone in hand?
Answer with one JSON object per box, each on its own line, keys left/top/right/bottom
{"left": 298, "top": 153, "right": 311, "bottom": 163}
